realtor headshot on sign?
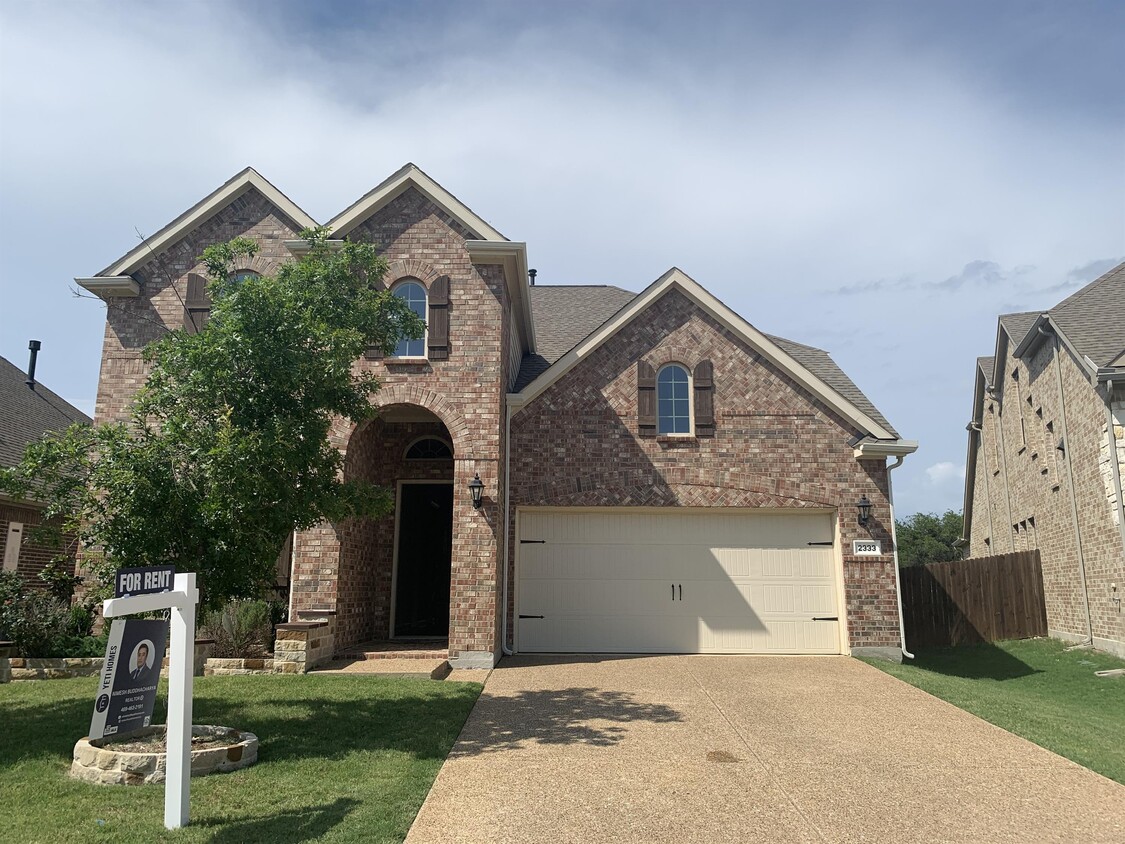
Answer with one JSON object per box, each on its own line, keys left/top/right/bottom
{"left": 128, "top": 640, "right": 154, "bottom": 683}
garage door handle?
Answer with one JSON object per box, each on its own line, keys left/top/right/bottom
{"left": 520, "top": 539, "right": 545, "bottom": 544}
{"left": 812, "top": 616, "right": 838, "bottom": 621}
{"left": 807, "top": 541, "right": 833, "bottom": 546}
{"left": 519, "top": 614, "right": 544, "bottom": 619}
{"left": 678, "top": 584, "right": 682, "bottom": 601}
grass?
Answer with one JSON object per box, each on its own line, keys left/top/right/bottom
{"left": 0, "top": 674, "right": 482, "bottom": 843}
{"left": 861, "top": 637, "right": 1125, "bottom": 785}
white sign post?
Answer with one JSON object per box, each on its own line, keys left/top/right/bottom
{"left": 102, "top": 572, "right": 198, "bottom": 830}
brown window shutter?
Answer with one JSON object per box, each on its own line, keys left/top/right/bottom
{"left": 694, "top": 360, "right": 714, "bottom": 436}
{"left": 427, "top": 276, "right": 450, "bottom": 360}
{"left": 637, "top": 360, "right": 656, "bottom": 437}
{"left": 184, "top": 273, "right": 211, "bottom": 334}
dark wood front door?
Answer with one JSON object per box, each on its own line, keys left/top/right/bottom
{"left": 393, "top": 483, "right": 454, "bottom": 637}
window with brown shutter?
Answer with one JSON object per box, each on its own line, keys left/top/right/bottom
{"left": 184, "top": 273, "right": 210, "bottom": 334}
{"left": 427, "top": 276, "right": 450, "bottom": 360}
{"left": 693, "top": 360, "right": 714, "bottom": 436}
{"left": 637, "top": 360, "right": 656, "bottom": 436}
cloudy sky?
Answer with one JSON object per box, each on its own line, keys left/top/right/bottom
{"left": 1, "top": 0, "right": 1122, "bottom": 518}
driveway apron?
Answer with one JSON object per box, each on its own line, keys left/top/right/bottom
{"left": 405, "top": 655, "right": 1125, "bottom": 843}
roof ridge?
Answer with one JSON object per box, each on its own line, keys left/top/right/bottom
{"left": 1050, "top": 260, "right": 1125, "bottom": 313}
{"left": 765, "top": 333, "right": 827, "bottom": 354}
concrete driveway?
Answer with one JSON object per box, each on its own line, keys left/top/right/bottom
{"left": 406, "top": 655, "right": 1125, "bottom": 844}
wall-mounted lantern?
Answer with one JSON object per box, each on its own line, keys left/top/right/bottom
{"left": 856, "top": 495, "right": 873, "bottom": 526}
{"left": 468, "top": 473, "right": 485, "bottom": 509}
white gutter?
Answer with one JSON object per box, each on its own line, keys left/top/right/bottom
{"left": 500, "top": 401, "right": 514, "bottom": 656}
{"left": 887, "top": 455, "right": 914, "bottom": 660}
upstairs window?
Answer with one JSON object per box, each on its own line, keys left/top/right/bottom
{"left": 657, "top": 363, "right": 692, "bottom": 434}
{"left": 392, "top": 280, "right": 427, "bottom": 357}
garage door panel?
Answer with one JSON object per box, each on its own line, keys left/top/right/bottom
{"left": 517, "top": 510, "right": 842, "bottom": 655}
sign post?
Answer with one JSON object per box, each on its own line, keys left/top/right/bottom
{"left": 101, "top": 571, "right": 198, "bottom": 830}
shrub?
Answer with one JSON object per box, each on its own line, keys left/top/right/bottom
{"left": 200, "top": 600, "right": 274, "bottom": 658}
{"left": 0, "top": 570, "right": 105, "bottom": 657}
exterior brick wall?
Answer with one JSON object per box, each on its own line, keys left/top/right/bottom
{"left": 968, "top": 333, "right": 1125, "bottom": 655}
{"left": 508, "top": 289, "right": 900, "bottom": 651}
{"left": 290, "top": 187, "right": 508, "bottom": 665}
{"left": 1, "top": 501, "right": 77, "bottom": 587}
{"left": 93, "top": 188, "right": 307, "bottom": 425}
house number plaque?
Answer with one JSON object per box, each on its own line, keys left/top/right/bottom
{"left": 852, "top": 540, "right": 882, "bottom": 556}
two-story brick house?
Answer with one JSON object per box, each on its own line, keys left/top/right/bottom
{"left": 961, "top": 263, "right": 1125, "bottom": 657}
{"left": 79, "top": 164, "right": 917, "bottom": 668}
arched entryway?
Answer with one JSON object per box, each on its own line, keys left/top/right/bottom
{"left": 336, "top": 404, "right": 455, "bottom": 649}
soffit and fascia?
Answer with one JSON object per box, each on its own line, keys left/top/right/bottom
{"left": 86, "top": 168, "right": 318, "bottom": 288}
{"left": 507, "top": 267, "right": 910, "bottom": 450}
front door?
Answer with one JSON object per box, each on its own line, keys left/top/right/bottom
{"left": 393, "top": 483, "right": 454, "bottom": 637}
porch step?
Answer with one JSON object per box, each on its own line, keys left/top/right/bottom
{"left": 334, "top": 640, "right": 449, "bottom": 661}
{"left": 310, "top": 658, "right": 451, "bottom": 680}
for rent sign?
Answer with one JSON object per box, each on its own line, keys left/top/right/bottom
{"left": 115, "top": 565, "right": 175, "bottom": 598}
{"left": 89, "top": 618, "right": 168, "bottom": 740}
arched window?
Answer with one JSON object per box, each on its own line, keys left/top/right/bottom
{"left": 405, "top": 437, "right": 453, "bottom": 460}
{"left": 657, "top": 364, "right": 692, "bottom": 434}
{"left": 392, "top": 280, "right": 427, "bottom": 357}
{"left": 231, "top": 270, "right": 260, "bottom": 285}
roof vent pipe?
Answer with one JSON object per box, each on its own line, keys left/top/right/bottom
{"left": 528, "top": 268, "right": 537, "bottom": 286}
{"left": 25, "top": 339, "right": 41, "bottom": 390}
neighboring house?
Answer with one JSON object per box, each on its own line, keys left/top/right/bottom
{"left": 961, "top": 263, "right": 1125, "bottom": 657}
{"left": 0, "top": 351, "right": 91, "bottom": 585}
{"left": 77, "top": 164, "right": 917, "bottom": 668}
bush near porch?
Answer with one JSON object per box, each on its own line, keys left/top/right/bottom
{"left": 0, "top": 674, "right": 482, "bottom": 843}
{"left": 861, "top": 638, "right": 1125, "bottom": 785}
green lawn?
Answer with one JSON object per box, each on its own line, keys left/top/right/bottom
{"left": 0, "top": 675, "right": 482, "bottom": 843}
{"left": 862, "top": 637, "right": 1125, "bottom": 784}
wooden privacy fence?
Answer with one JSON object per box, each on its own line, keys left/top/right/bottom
{"left": 900, "top": 551, "right": 1048, "bottom": 648}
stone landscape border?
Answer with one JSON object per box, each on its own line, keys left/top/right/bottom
{"left": 71, "top": 725, "right": 258, "bottom": 785}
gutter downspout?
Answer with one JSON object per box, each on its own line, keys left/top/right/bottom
{"left": 887, "top": 456, "right": 914, "bottom": 660}
{"left": 501, "top": 402, "right": 514, "bottom": 656}
{"left": 990, "top": 384, "right": 1017, "bottom": 552}
{"left": 1045, "top": 326, "right": 1094, "bottom": 645}
{"left": 966, "top": 422, "right": 995, "bottom": 550}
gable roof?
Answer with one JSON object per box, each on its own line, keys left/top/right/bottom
{"left": 326, "top": 163, "right": 507, "bottom": 242}
{"left": 513, "top": 285, "right": 637, "bottom": 390}
{"left": 510, "top": 268, "right": 904, "bottom": 442}
{"left": 0, "top": 355, "right": 91, "bottom": 470}
{"left": 96, "top": 168, "right": 319, "bottom": 278}
{"left": 997, "top": 311, "right": 1040, "bottom": 347}
{"left": 1045, "top": 261, "right": 1125, "bottom": 368}
{"left": 977, "top": 356, "right": 995, "bottom": 386}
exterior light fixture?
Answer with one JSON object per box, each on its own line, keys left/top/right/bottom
{"left": 856, "top": 495, "right": 873, "bottom": 526}
{"left": 468, "top": 473, "right": 484, "bottom": 509}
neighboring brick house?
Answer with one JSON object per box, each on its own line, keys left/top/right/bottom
{"left": 961, "top": 263, "right": 1125, "bottom": 657}
{"left": 78, "top": 164, "right": 917, "bottom": 668}
{"left": 0, "top": 351, "right": 91, "bottom": 586}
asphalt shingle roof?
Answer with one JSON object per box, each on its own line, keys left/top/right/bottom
{"left": 1048, "top": 261, "right": 1125, "bottom": 368}
{"left": 998, "top": 311, "right": 1040, "bottom": 347}
{"left": 0, "top": 355, "right": 91, "bottom": 469}
{"left": 977, "top": 357, "right": 995, "bottom": 386}
{"left": 513, "top": 284, "right": 899, "bottom": 437}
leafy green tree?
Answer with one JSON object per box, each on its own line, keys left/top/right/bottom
{"left": 0, "top": 228, "right": 423, "bottom": 608}
{"left": 896, "top": 510, "right": 964, "bottom": 566}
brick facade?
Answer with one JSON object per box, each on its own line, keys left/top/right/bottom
{"left": 1, "top": 501, "right": 77, "bottom": 587}
{"left": 968, "top": 334, "right": 1125, "bottom": 657}
{"left": 508, "top": 290, "right": 900, "bottom": 651}
{"left": 86, "top": 169, "right": 910, "bottom": 669}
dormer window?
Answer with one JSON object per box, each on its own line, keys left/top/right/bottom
{"left": 392, "top": 280, "right": 427, "bottom": 358}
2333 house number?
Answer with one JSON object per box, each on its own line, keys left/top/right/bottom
{"left": 852, "top": 540, "right": 882, "bottom": 556}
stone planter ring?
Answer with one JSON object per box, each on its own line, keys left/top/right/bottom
{"left": 71, "top": 725, "right": 258, "bottom": 786}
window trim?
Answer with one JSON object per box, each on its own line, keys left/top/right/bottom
{"left": 390, "top": 279, "right": 428, "bottom": 359}
{"left": 403, "top": 436, "right": 454, "bottom": 460}
{"left": 656, "top": 362, "right": 694, "bottom": 436}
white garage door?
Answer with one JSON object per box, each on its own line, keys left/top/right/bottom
{"left": 517, "top": 510, "right": 842, "bottom": 654}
